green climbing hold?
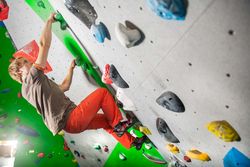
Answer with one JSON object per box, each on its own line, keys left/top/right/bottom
{"left": 93, "top": 144, "right": 101, "bottom": 150}
{"left": 37, "top": 1, "right": 45, "bottom": 9}
{"left": 54, "top": 12, "right": 68, "bottom": 30}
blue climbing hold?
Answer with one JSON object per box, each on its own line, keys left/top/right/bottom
{"left": 0, "top": 21, "right": 5, "bottom": 27}
{"left": 223, "top": 147, "right": 250, "bottom": 167}
{"left": 16, "top": 125, "right": 39, "bottom": 137}
{"left": 0, "top": 88, "right": 11, "bottom": 94}
{"left": 147, "top": 0, "right": 186, "bottom": 20}
{"left": 91, "top": 22, "right": 110, "bottom": 43}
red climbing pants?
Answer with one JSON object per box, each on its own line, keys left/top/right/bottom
{"left": 64, "top": 88, "right": 135, "bottom": 149}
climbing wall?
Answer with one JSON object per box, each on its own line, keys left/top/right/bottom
{"left": 2, "top": 0, "right": 250, "bottom": 167}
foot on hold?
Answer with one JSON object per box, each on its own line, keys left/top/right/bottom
{"left": 91, "top": 22, "right": 110, "bottom": 43}
{"left": 110, "top": 64, "right": 129, "bottom": 88}
{"left": 113, "top": 119, "right": 133, "bottom": 137}
{"left": 146, "top": 0, "right": 186, "bottom": 20}
{"left": 156, "top": 118, "right": 179, "bottom": 143}
{"left": 102, "top": 64, "right": 113, "bottom": 84}
{"left": 64, "top": 0, "right": 97, "bottom": 29}
{"left": 186, "top": 149, "right": 211, "bottom": 161}
{"left": 156, "top": 91, "right": 185, "bottom": 113}
{"left": 132, "top": 135, "right": 147, "bottom": 150}
{"left": 206, "top": 120, "right": 241, "bottom": 142}
{"left": 115, "top": 23, "right": 142, "bottom": 48}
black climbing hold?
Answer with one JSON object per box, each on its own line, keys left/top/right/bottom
{"left": 156, "top": 118, "right": 179, "bottom": 143}
{"left": 74, "top": 150, "right": 80, "bottom": 157}
{"left": 64, "top": 0, "right": 97, "bottom": 29}
{"left": 226, "top": 73, "right": 231, "bottom": 77}
{"left": 156, "top": 91, "right": 185, "bottom": 112}
{"left": 110, "top": 64, "right": 129, "bottom": 88}
{"left": 64, "top": 153, "right": 69, "bottom": 157}
{"left": 0, "top": 113, "right": 8, "bottom": 121}
{"left": 47, "top": 153, "right": 53, "bottom": 158}
{"left": 228, "top": 30, "right": 234, "bottom": 36}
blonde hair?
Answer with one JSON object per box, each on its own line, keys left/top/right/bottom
{"left": 8, "top": 57, "right": 29, "bottom": 83}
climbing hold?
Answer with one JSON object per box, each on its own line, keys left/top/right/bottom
{"left": 70, "top": 140, "right": 75, "bottom": 145}
{"left": 64, "top": 153, "right": 69, "bottom": 157}
{"left": 223, "top": 147, "right": 250, "bottom": 167}
{"left": 167, "top": 144, "right": 180, "bottom": 154}
{"left": 156, "top": 91, "right": 185, "bottom": 113}
{"left": 93, "top": 144, "right": 101, "bottom": 150}
{"left": 37, "top": 0, "right": 45, "bottom": 9}
{"left": 47, "top": 153, "right": 53, "bottom": 158}
{"left": 29, "top": 150, "right": 35, "bottom": 154}
{"left": 54, "top": 12, "right": 68, "bottom": 30}
{"left": 0, "top": 88, "right": 11, "bottom": 94}
{"left": 16, "top": 125, "right": 39, "bottom": 137}
{"left": 17, "top": 92, "right": 22, "bottom": 98}
{"left": 139, "top": 126, "right": 152, "bottom": 135}
{"left": 156, "top": 118, "right": 179, "bottom": 143}
{"left": 102, "top": 64, "right": 113, "bottom": 84}
{"left": 37, "top": 152, "right": 45, "bottom": 158}
{"left": 186, "top": 149, "right": 211, "bottom": 161}
{"left": 103, "top": 145, "right": 109, "bottom": 152}
{"left": 145, "top": 143, "right": 152, "bottom": 150}
{"left": 206, "top": 120, "right": 240, "bottom": 142}
{"left": 119, "top": 153, "right": 126, "bottom": 160}
{"left": 110, "top": 64, "right": 129, "bottom": 88}
{"left": 75, "top": 56, "right": 83, "bottom": 66}
{"left": 0, "top": 2, "right": 9, "bottom": 21}
{"left": 64, "top": 0, "right": 97, "bottom": 29}
{"left": 58, "top": 130, "right": 64, "bottom": 136}
{"left": 18, "top": 109, "right": 22, "bottom": 112}
{"left": 91, "top": 22, "right": 110, "bottom": 43}
{"left": 97, "top": 158, "right": 102, "bottom": 162}
{"left": 115, "top": 23, "right": 142, "bottom": 48}
{"left": 81, "top": 154, "right": 85, "bottom": 159}
{"left": 146, "top": 0, "right": 186, "bottom": 20}
{"left": 0, "top": 113, "right": 8, "bottom": 121}
{"left": 72, "top": 158, "right": 77, "bottom": 163}
{"left": 142, "top": 150, "right": 167, "bottom": 164}
{"left": 116, "top": 88, "right": 136, "bottom": 111}
{"left": 183, "top": 155, "right": 191, "bottom": 162}
{"left": 15, "top": 117, "right": 20, "bottom": 124}
{"left": 74, "top": 150, "right": 80, "bottom": 157}
{"left": 64, "top": 141, "right": 70, "bottom": 151}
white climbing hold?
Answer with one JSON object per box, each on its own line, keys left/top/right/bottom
{"left": 145, "top": 143, "right": 152, "bottom": 150}
{"left": 119, "top": 153, "right": 126, "bottom": 160}
{"left": 116, "top": 88, "right": 137, "bottom": 111}
{"left": 115, "top": 23, "right": 141, "bottom": 48}
{"left": 129, "top": 129, "right": 138, "bottom": 138}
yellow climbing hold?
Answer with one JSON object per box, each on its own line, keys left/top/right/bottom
{"left": 166, "top": 144, "right": 179, "bottom": 154}
{"left": 72, "top": 158, "right": 77, "bottom": 163}
{"left": 139, "top": 126, "right": 152, "bottom": 135}
{"left": 186, "top": 149, "right": 211, "bottom": 161}
{"left": 206, "top": 120, "right": 240, "bottom": 142}
{"left": 58, "top": 130, "right": 64, "bottom": 136}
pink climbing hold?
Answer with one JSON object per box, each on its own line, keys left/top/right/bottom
{"left": 37, "top": 152, "right": 45, "bottom": 158}
{"left": 23, "top": 139, "right": 29, "bottom": 145}
{"left": 15, "top": 118, "right": 20, "bottom": 124}
{"left": 102, "top": 64, "right": 113, "bottom": 84}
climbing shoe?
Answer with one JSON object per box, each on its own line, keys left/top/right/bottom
{"left": 132, "top": 135, "right": 147, "bottom": 150}
{"left": 113, "top": 119, "right": 133, "bottom": 137}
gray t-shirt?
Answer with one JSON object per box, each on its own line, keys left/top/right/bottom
{"left": 22, "top": 66, "right": 76, "bottom": 135}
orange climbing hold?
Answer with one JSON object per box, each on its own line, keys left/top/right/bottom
{"left": 206, "top": 120, "right": 241, "bottom": 142}
{"left": 186, "top": 149, "right": 211, "bottom": 161}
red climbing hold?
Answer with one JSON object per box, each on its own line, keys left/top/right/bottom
{"left": 102, "top": 64, "right": 113, "bottom": 84}
{"left": 17, "top": 92, "right": 22, "bottom": 98}
{"left": 184, "top": 155, "right": 191, "bottom": 162}
{"left": 37, "top": 152, "right": 45, "bottom": 158}
{"left": 103, "top": 145, "right": 109, "bottom": 152}
{"left": 64, "top": 140, "right": 70, "bottom": 151}
{"left": 15, "top": 118, "right": 20, "bottom": 124}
